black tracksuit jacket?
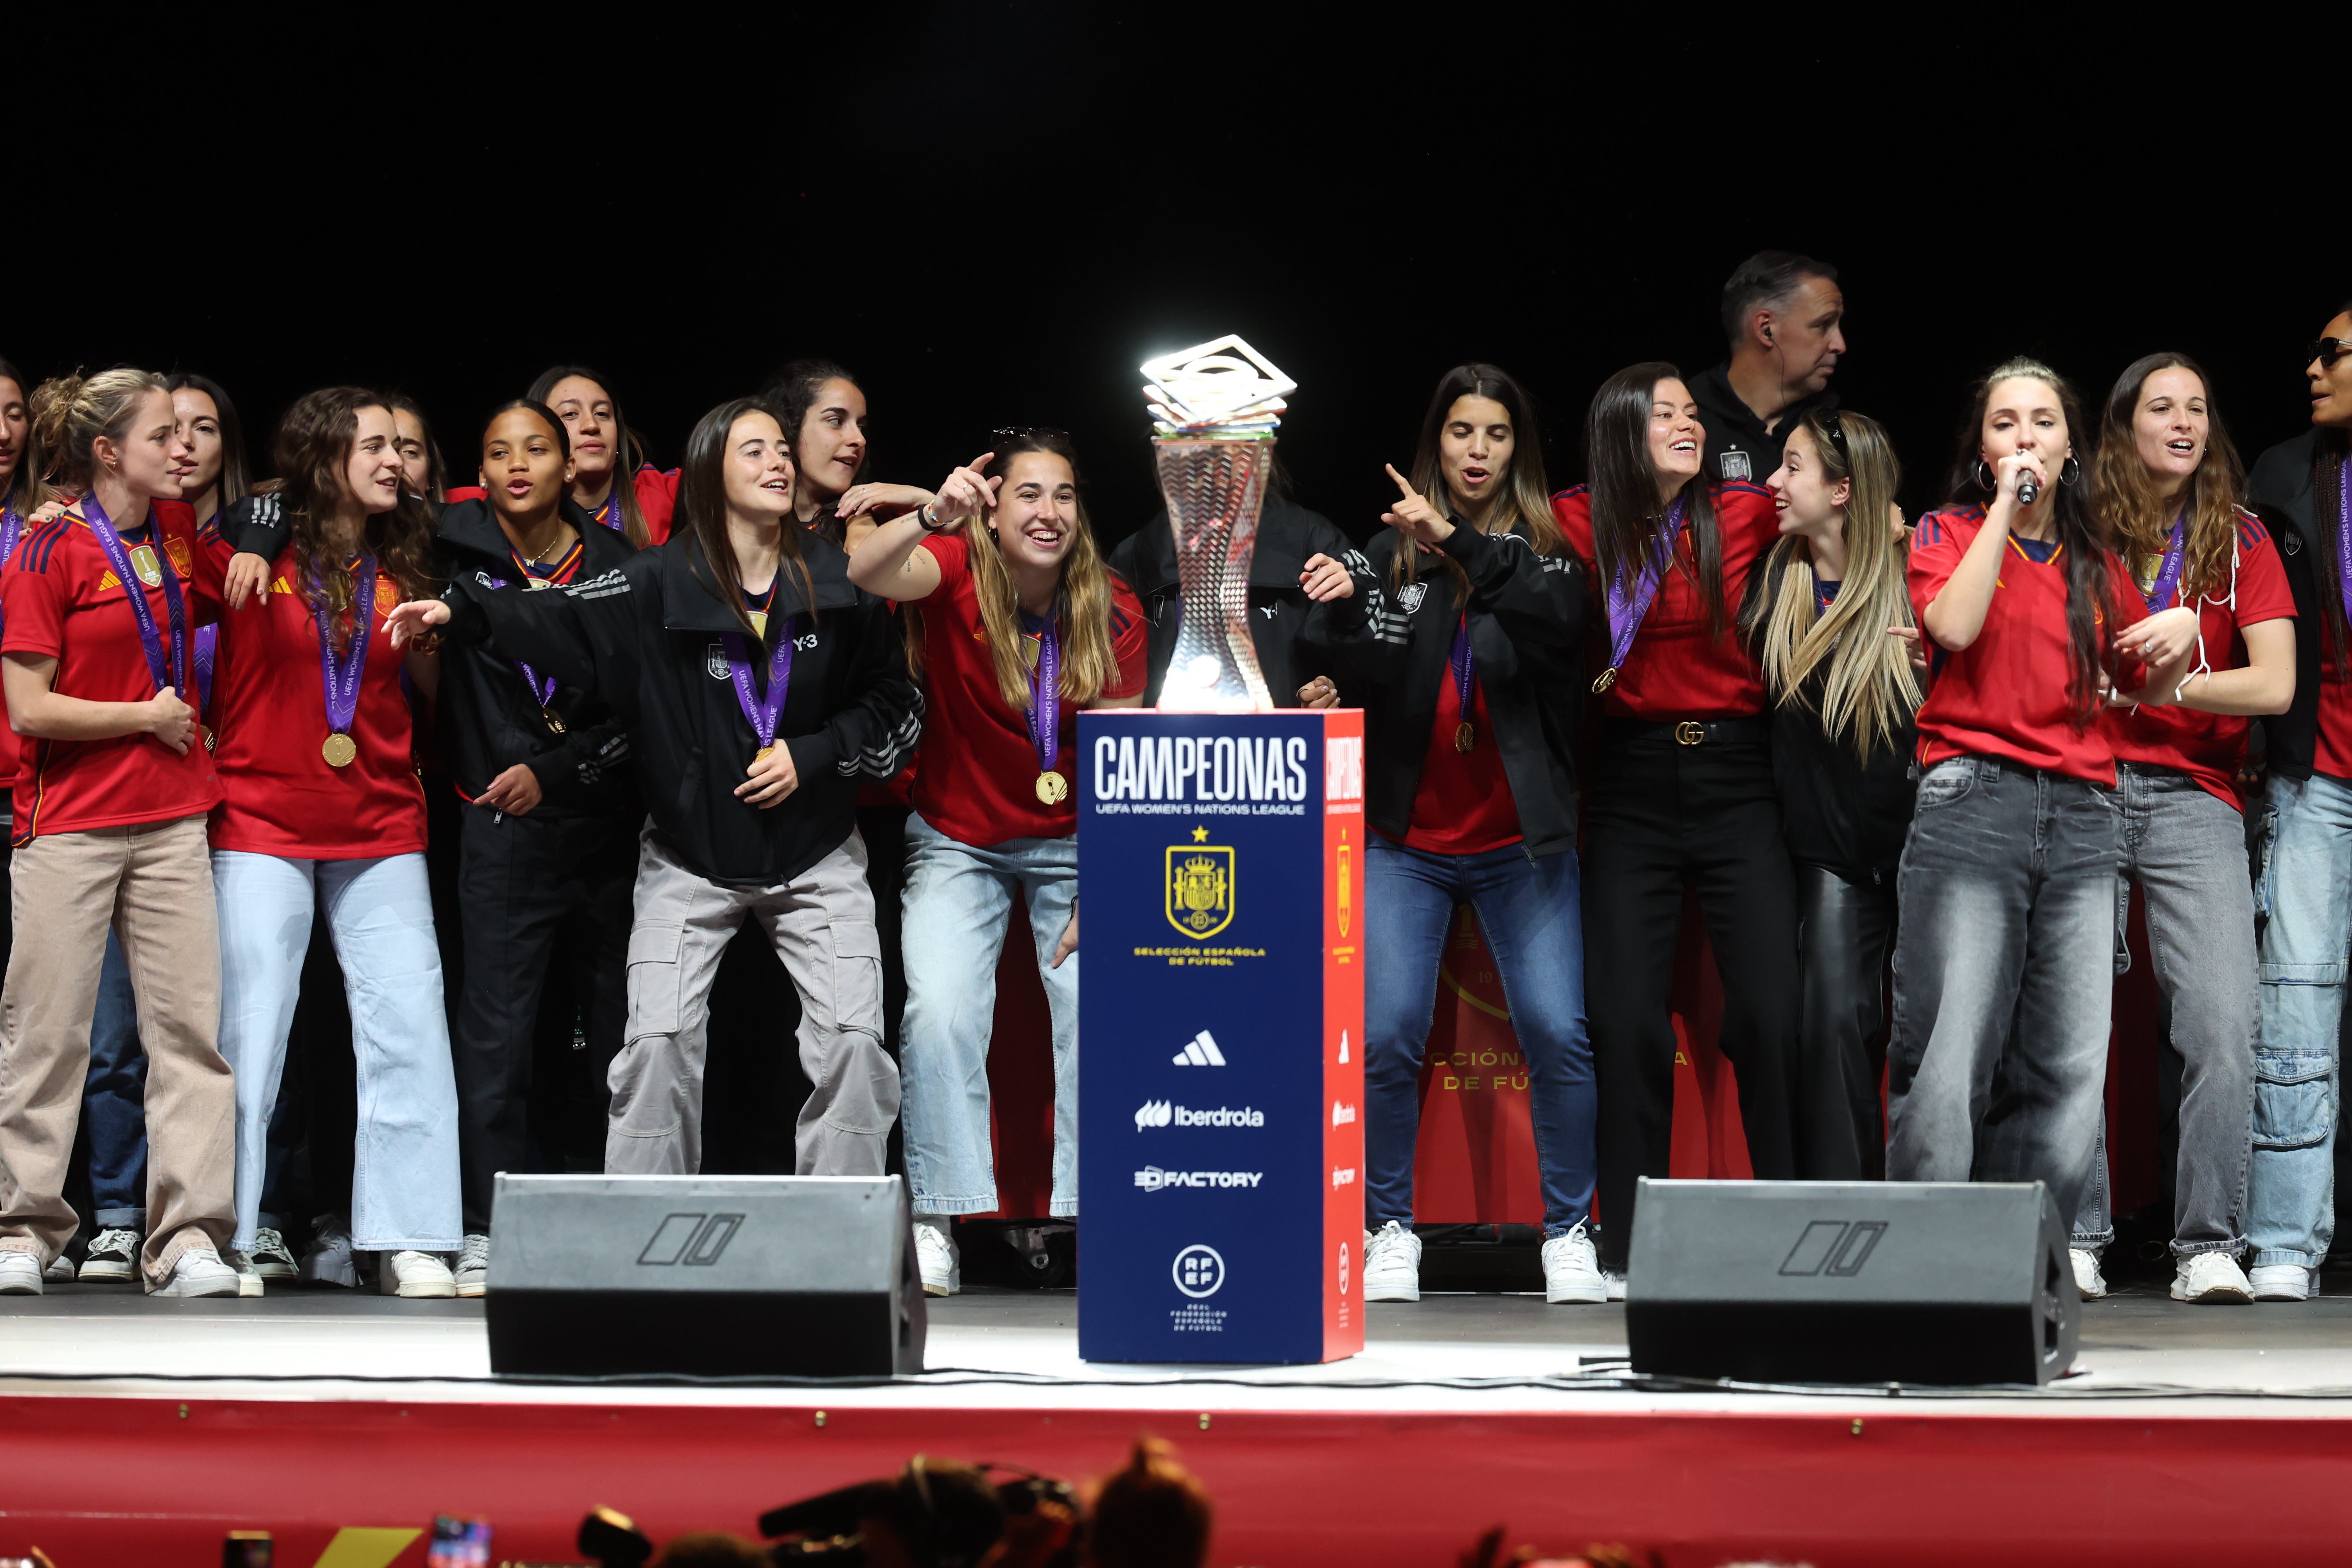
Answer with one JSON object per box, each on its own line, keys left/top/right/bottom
{"left": 437, "top": 532, "right": 922, "bottom": 887}
{"left": 1107, "top": 493, "right": 1356, "bottom": 707}
{"left": 1302, "top": 522, "right": 1587, "bottom": 859}
{"left": 2247, "top": 428, "right": 2333, "bottom": 781}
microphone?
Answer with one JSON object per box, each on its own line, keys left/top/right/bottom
{"left": 2015, "top": 470, "right": 2041, "bottom": 507}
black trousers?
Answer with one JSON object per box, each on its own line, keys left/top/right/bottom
{"left": 1583, "top": 732, "right": 1799, "bottom": 1268}
{"left": 452, "top": 803, "right": 634, "bottom": 1233}
{"left": 1794, "top": 862, "right": 1895, "bottom": 1181}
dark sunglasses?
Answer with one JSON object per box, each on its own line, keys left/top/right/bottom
{"left": 2306, "top": 338, "right": 2352, "bottom": 369}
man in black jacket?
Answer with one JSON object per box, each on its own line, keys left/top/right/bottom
{"left": 1691, "top": 252, "right": 1845, "bottom": 485}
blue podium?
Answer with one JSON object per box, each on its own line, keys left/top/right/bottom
{"left": 1076, "top": 709, "right": 1366, "bottom": 1363}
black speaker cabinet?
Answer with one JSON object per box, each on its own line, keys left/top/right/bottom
{"left": 1625, "top": 1178, "right": 2078, "bottom": 1386}
{"left": 486, "top": 1174, "right": 926, "bottom": 1378}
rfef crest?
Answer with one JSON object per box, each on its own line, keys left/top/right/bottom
{"left": 1165, "top": 844, "right": 1235, "bottom": 940}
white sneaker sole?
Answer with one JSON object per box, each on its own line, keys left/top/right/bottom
{"left": 2173, "top": 1281, "right": 2253, "bottom": 1304}
{"left": 2252, "top": 1283, "right": 2312, "bottom": 1302}
{"left": 252, "top": 1261, "right": 298, "bottom": 1279}
{"left": 78, "top": 1260, "right": 137, "bottom": 1282}
{"left": 1362, "top": 1278, "right": 1420, "bottom": 1303}
{"left": 1547, "top": 1281, "right": 1608, "bottom": 1304}
{"left": 237, "top": 1271, "right": 264, "bottom": 1298}
{"left": 0, "top": 1275, "right": 41, "bottom": 1296}
{"left": 384, "top": 1279, "right": 457, "bottom": 1299}
{"left": 152, "top": 1274, "right": 242, "bottom": 1299}
{"left": 455, "top": 1276, "right": 487, "bottom": 1299}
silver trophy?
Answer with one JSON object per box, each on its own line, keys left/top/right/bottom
{"left": 1142, "top": 336, "right": 1297, "bottom": 712}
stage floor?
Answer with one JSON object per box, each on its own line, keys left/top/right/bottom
{"left": 8, "top": 1267, "right": 2352, "bottom": 1414}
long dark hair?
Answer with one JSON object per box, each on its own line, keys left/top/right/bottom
{"left": 2091, "top": 353, "right": 2244, "bottom": 606}
{"left": 1585, "top": 362, "right": 1725, "bottom": 635}
{"left": 677, "top": 397, "right": 815, "bottom": 636}
{"left": 527, "top": 365, "right": 647, "bottom": 547}
{"left": 1389, "top": 363, "right": 1561, "bottom": 603}
{"left": 163, "top": 372, "right": 251, "bottom": 511}
{"left": 1942, "top": 357, "right": 2115, "bottom": 726}
{"left": 382, "top": 390, "right": 448, "bottom": 507}
{"left": 271, "top": 388, "right": 442, "bottom": 635}
{"left": 0, "top": 356, "right": 43, "bottom": 514}
{"left": 2310, "top": 301, "right": 2352, "bottom": 681}
{"left": 765, "top": 358, "right": 873, "bottom": 525}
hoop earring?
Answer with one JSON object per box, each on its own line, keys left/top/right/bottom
{"left": 1974, "top": 459, "right": 1996, "bottom": 492}
{"left": 2059, "top": 456, "right": 2082, "bottom": 487}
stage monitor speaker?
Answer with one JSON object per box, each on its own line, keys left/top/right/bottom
{"left": 1625, "top": 1178, "right": 2077, "bottom": 1386}
{"left": 486, "top": 1174, "right": 926, "bottom": 1379}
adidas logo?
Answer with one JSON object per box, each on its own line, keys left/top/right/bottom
{"left": 1332, "top": 1101, "right": 1356, "bottom": 1126}
{"left": 1172, "top": 1031, "right": 1227, "bottom": 1067}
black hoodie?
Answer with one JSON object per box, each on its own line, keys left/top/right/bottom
{"left": 1106, "top": 493, "right": 1355, "bottom": 706}
{"left": 2247, "top": 428, "right": 2332, "bottom": 781}
{"left": 1302, "top": 522, "right": 1587, "bottom": 859}
{"left": 436, "top": 530, "right": 922, "bottom": 886}
{"left": 433, "top": 497, "right": 640, "bottom": 816}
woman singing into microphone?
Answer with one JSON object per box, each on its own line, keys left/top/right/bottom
{"left": 385, "top": 398, "right": 920, "bottom": 1184}
{"left": 1893, "top": 358, "right": 2196, "bottom": 1236}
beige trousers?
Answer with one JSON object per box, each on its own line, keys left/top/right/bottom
{"left": 0, "top": 814, "right": 234, "bottom": 1287}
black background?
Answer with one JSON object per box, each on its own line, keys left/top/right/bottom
{"left": 13, "top": 10, "right": 2334, "bottom": 542}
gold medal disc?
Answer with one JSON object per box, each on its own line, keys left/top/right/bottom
{"left": 542, "top": 706, "right": 567, "bottom": 735}
{"left": 753, "top": 744, "right": 777, "bottom": 766}
{"left": 1035, "top": 770, "right": 1069, "bottom": 805}
{"left": 1454, "top": 721, "right": 1475, "bottom": 754}
{"left": 321, "top": 732, "right": 357, "bottom": 768}
{"left": 1591, "top": 667, "right": 1618, "bottom": 695}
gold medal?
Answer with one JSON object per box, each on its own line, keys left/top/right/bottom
{"left": 322, "top": 732, "right": 357, "bottom": 768}
{"left": 1035, "top": 770, "right": 1068, "bottom": 805}
{"left": 542, "top": 706, "right": 567, "bottom": 735}
{"left": 1591, "top": 667, "right": 1618, "bottom": 694}
{"left": 747, "top": 609, "right": 768, "bottom": 640}
{"left": 129, "top": 543, "right": 163, "bottom": 588}
{"left": 753, "top": 744, "right": 777, "bottom": 766}
{"left": 1454, "top": 721, "right": 1475, "bottom": 754}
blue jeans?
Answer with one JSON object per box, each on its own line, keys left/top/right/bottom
{"left": 84, "top": 931, "right": 147, "bottom": 1229}
{"left": 1888, "top": 757, "right": 2120, "bottom": 1222}
{"left": 2248, "top": 770, "right": 2352, "bottom": 1269}
{"left": 898, "top": 815, "right": 1078, "bottom": 1218}
{"left": 214, "top": 851, "right": 461, "bottom": 1253}
{"left": 1363, "top": 837, "right": 1595, "bottom": 1239}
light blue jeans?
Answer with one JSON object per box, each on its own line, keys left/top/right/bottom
{"left": 898, "top": 815, "right": 1078, "bottom": 1218}
{"left": 2249, "top": 771, "right": 2352, "bottom": 1269}
{"left": 214, "top": 850, "right": 461, "bottom": 1253}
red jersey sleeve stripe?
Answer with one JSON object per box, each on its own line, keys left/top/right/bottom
{"left": 19, "top": 516, "right": 70, "bottom": 574}
{"left": 1717, "top": 479, "right": 1775, "bottom": 501}
{"left": 1550, "top": 483, "right": 1590, "bottom": 503}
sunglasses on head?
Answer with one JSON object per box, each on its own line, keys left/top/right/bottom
{"left": 1817, "top": 408, "right": 1849, "bottom": 462}
{"left": 2307, "top": 338, "right": 2352, "bottom": 370}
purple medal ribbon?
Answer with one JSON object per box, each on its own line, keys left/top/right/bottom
{"left": 2337, "top": 462, "right": 2352, "bottom": 629}
{"left": 194, "top": 624, "right": 217, "bottom": 713}
{"left": 1600, "top": 498, "right": 1687, "bottom": 682}
{"left": 595, "top": 484, "right": 625, "bottom": 534}
{"left": 83, "top": 492, "right": 188, "bottom": 695}
{"left": 1814, "top": 577, "right": 1840, "bottom": 617}
{"left": 2146, "top": 509, "right": 2190, "bottom": 613}
{"left": 1026, "top": 618, "right": 1062, "bottom": 778}
{"left": 506, "top": 553, "right": 569, "bottom": 711}
{"left": 1449, "top": 616, "right": 1475, "bottom": 715}
{"left": 0, "top": 500, "right": 24, "bottom": 640}
{"left": 315, "top": 556, "right": 378, "bottom": 740}
{"left": 721, "top": 616, "right": 795, "bottom": 755}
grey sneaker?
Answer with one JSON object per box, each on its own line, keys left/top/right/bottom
{"left": 225, "top": 1251, "right": 266, "bottom": 1297}
{"left": 248, "top": 1227, "right": 298, "bottom": 1279}
{"left": 43, "top": 1253, "right": 76, "bottom": 1283}
{"left": 299, "top": 1215, "right": 360, "bottom": 1289}
{"left": 454, "top": 1234, "right": 490, "bottom": 1298}
{"left": 151, "top": 1247, "right": 241, "bottom": 1298}
{"left": 78, "top": 1227, "right": 141, "bottom": 1282}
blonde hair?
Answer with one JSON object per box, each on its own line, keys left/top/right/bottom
{"left": 1742, "top": 409, "right": 1920, "bottom": 760}
{"left": 920, "top": 434, "right": 1124, "bottom": 710}
{"left": 31, "top": 368, "right": 170, "bottom": 491}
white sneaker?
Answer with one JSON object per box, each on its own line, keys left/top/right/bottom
{"left": 913, "top": 1217, "right": 959, "bottom": 1297}
{"left": 78, "top": 1227, "right": 140, "bottom": 1282}
{"left": 1362, "top": 1221, "right": 1421, "bottom": 1302}
{"left": 0, "top": 1252, "right": 44, "bottom": 1294}
{"left": 2250, "top": 1264, "right": 2317, "bottom": 1302}
{"left": 248, "top": 1227, "right": 298, "bottom": 1279}
{"left": 454, "top": 1234, "right": 490, "bottom": 1298}
{"left": 2172, "top": 1253, "right": 2253, "bottom": 1304}
{"left": 43, "top": 1253, "right": 76, "bottom": 1282}
{"left": 2070, "top": 1247, "right": 2108, "bottom": 1300}
{"left": 378, "top": 1250, "right": 457, "bottom": 1299}
{"left": 1541, "top": 1221, "right": 1607, "bottom": 1304}
{"left": 1603, "top": 1269, "right": 1628, "bottom": 1302}
{"left": 151, "top": 1247, "right": 242, "bottom": 1298}
{"left": 225, "top": 1251, "right": 265, "bottom": 1297}
{"left": 299, "top": 1215, "right": 359, "bottom": 1289}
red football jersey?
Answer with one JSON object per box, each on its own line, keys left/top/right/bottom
{"left": 1910, "top": 506, "right": 2152, "bottom": 785}
{"left": 195, "top": 533, "right": 427, "bottom": 859}
{"left": 1400, "top": 618, "right": 1520, "bottom": 854}
{"left": 3, "top": 498, "right": 222, "bottom": 841}
{"left": 2102, "top": 509, "right": 2296, "bottom": 810}
{"left": 908, "top": 532, "right": 1146, "bottom": 847}
{"left": 1552, "top": 481, "right": 1778, "bottom": 719}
